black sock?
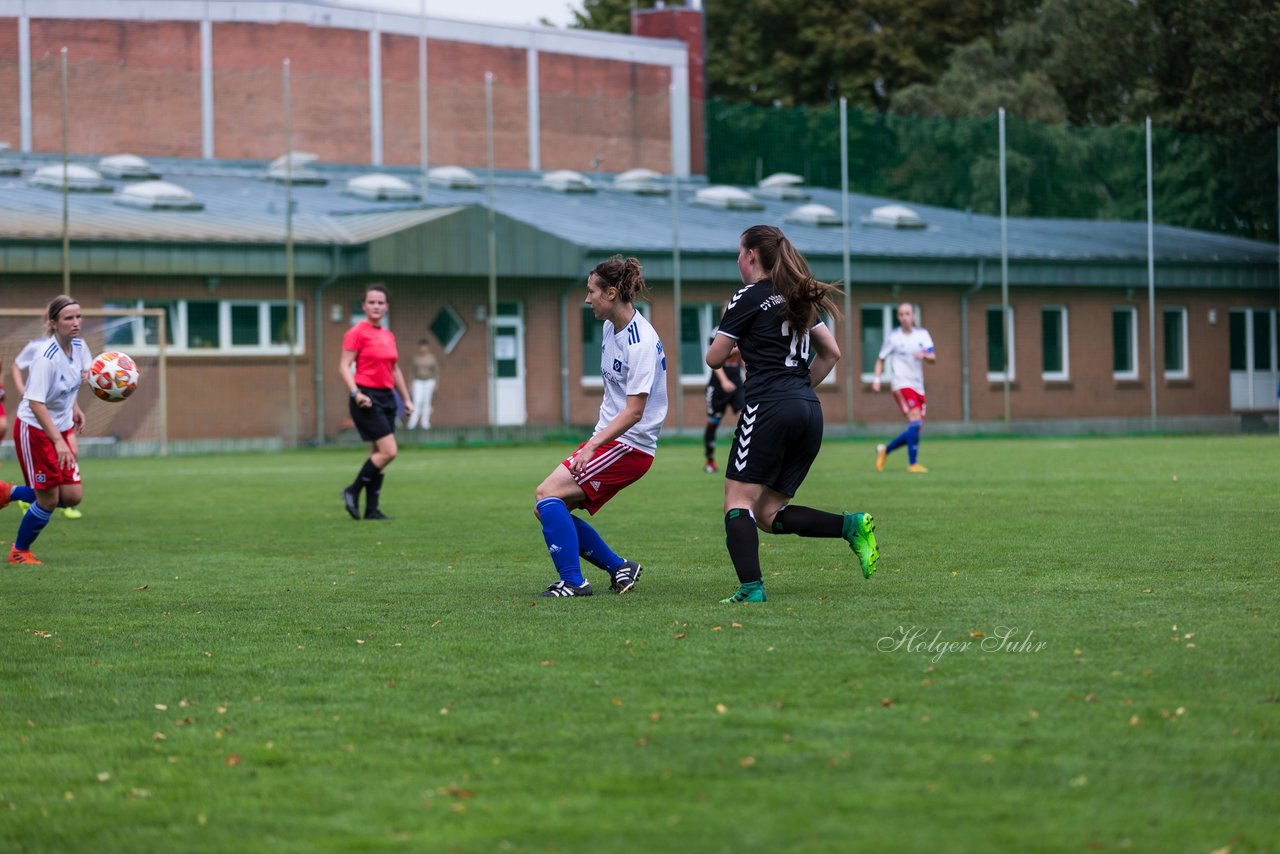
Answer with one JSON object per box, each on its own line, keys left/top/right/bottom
{"left": 366, "top": 470, "right": 385, "bottom": 513}
{"left": 350, "top": 458, "right": 380, "bottom": 495}
{"left": 704, "top": 423, "right": 716, "bottom": 460}
{"left": 772, "top": 505, "right": 842, "bottom": 537}
{"left": 725, "top": 509, "right": 761, "bottom": 584}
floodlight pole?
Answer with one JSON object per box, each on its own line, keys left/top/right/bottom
{"left": 840, "top": 97, "right": 854, "bottom": 429}
{"left": 60, "top": 46, "right": 70, "bottom": 296}
{"left": 284, "top": 58, "right": 299, "bottom": 450}
{"left": 999, "top": 107, "right": 1010, "bottom": 425}
{"left": 1145, "top": 117, "right": 1157, "bottom": 431}
{"left": 670, "top": 82, "right": 684, "bottom": 433}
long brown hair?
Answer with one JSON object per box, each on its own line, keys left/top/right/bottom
{"left": 740, "top": 225, "right": 841, "bottom": 330}
{"left": 591, "top": 255, "right": 648, "bottom": 304}
{"left": 44, "top": 294, "right": 80, "bottom": 336}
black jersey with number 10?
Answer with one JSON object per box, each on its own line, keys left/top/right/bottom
{"left": 715, "top": 279, "right": 820, "bottom": 404}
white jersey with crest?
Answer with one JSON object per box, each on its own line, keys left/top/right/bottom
{"left": 878, "top": 327, "right": 935, "bottom": 394}
{"left": 595, "top": 310, "right": 667, "bottom": 455}
{"left": 18, "top": 337, "right": 92, "bottom": 432}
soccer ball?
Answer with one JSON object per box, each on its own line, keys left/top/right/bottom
{"left": 89, "top": 351, "right": 140, "bottom": 402}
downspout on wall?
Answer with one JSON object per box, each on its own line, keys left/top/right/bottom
{"left": 961, "top": 259, "right": 985, "bottom": 424}
{"left": 312, "top": 244, "right": 343, "bottom": 444}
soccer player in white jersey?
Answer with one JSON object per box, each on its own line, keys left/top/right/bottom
{"left": 532, "top": 255, "right": 668, "bottom": 597}
{"left": 11, "top": 335, "right": 88, "bottom": 520}
{"left": 872, "top": 302, "right": 936, "bottom": 473}
{"left": 0, "top": 296, "right": 91, "bottom": 564}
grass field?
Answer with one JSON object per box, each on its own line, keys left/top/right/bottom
{"left": 1, "top": 435, "right": 1277, "bottom": 852}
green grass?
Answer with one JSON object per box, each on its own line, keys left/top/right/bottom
{"left": 1, "top": 435, "right": 1277, "bottom": 852}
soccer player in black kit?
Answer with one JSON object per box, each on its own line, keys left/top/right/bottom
{"left": 705, "top": 225, "right": 879, "bottom": 603}
{"left": 702, "top": 342, "right": 744, "bottom": 473}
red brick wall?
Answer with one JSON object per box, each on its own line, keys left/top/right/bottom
{"left": 0, "top": 19, "right": 19, "bottom": 148}
{"left": 27, "top": 19, "right": 202, "bottom": 156}
{"left": 0, "top": 14, "right": 682, "bottom": 171}
{"left": 631, "top": 8, "right": 705, "bottom": 175}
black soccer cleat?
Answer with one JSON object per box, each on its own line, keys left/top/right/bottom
{"left": 341, "top": 488, "right": 360, "bottom": 520}
{"left": 610, "top": 560, "right": 643, "bottom": 594}
{"left": 538, "top": 580, "right": 593, "bottom": 597}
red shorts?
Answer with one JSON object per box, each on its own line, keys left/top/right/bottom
{"left": 892, "top": 388, "right": 927, "bottom": 419}
{"left": 15, "top": 420, "right": 81, "bottom": 490}
{"left": 561, "top": 440, "right": 654, "bottom": 515}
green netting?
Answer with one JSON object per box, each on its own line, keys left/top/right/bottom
{"left": 706, "top": 99, "right": 1279, "bottom": 241}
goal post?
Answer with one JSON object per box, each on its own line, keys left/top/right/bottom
{"left": 0, "top": 307, "right": 168, "bottom": 457}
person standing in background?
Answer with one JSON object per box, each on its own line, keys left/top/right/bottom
{"left": 405, "top": 336, "right": 439, "bottom": 430}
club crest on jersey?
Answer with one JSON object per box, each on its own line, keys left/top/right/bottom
{"left": 613, "top": 359, "right": 623, "bottom": 373}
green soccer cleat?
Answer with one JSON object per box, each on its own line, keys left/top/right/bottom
{"left": 721, "top": 582, "right": 767, "bottom": 603}
{"left": 61, "top": 506, "right": 83, "bottom": 520}
{"left": 843, "top": 511, "right": 879, "bottom": 579}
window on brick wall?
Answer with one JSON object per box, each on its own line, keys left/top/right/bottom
{"left": 104, "top": 299, "right": 305, "bottom": 355}
{"left": 1162, "top": 307, "right": 1188, "bottom": 379}
{"left": 1113, "top": 307, "right": 1138, "bottom": 380}
{"left": 1041, "top": 306, "right": 1069, "bottom": 381}
{"left": 986, "top": 306, "right": 1015, "bottom": 382}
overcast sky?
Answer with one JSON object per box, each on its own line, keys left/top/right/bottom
{"left": 337, "top": 0, "right": 581, "bottom": 28}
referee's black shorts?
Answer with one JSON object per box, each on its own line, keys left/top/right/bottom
{"left": 725, "top": 397, "right": 824, "bottom": 497}
{"left": 349, "top": 386, "right": 398, "bottom": 441}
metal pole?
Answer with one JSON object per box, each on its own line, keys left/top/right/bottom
{"left": 157, "top": 310, "right": 168, "bottom": 456}
{"left": 418, "top": 0, "right": 429, "bottom": 203}
{"left": 999, "top": 107, "right": 1010, "bottom": 424}
{"left": 1275, "top": 124, "right": 1279, "bottom": 434}
{"left": 670, "top": 83, "right": 683, "bottom": 433}
{"left": 284, "top": 59, "right": 298, "bottom": 450}
{"left": 1146, "top": 117, "right": 1157, "bottom": 430}
{"left": 840, "top": 97, "right": 854, "bottom": 430}
{"left": 60, "top": 47, "right": 70, "bottom": 296}
{"left": 485, "top": 71, "right": 498, "bottom": 425}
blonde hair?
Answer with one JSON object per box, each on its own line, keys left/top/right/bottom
{"left": 44, "top": 295, "right": 80, "bottom": 336}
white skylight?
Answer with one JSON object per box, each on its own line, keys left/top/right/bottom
{"left": 784, "top": 203, "right": 842, "bottom": 227}
{"left": 266, "top": 152, "right": 327, "bottom": 185}
{"left": 428, "top": 165, "right": 480, "bottom": 189}
{"left": 114, "top": 180, "right": 203, "bottom": 210}
{"left": 612, "top": 168, "right": 669, "bottom": 195}
{"left": 862, "top": 203, "right": 926, "bottom": 229}
{"left": 541, "top": 169, "right": 595, "bottom": 193}
{"left": 30, "top": 163, "right": 110, "bottom": 192}
{"left": 755, "top": 172, "right": 809, "bottom": 201}
{"left": 99, "top": 154, "right": 157, "bottom": 179}
{"left": 692, "top": 185, "right": 764, "bottom": 211}
{"left": 345, "top": 173, "right": 421, "bottom": 201}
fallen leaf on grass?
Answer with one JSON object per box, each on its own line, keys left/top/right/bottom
{"left": 153, "top": 732, "right": 166, "bottom": 741}
{"left": 715, "top": 703, "right": 727, "bottom": 714}
{"left": 881, "top": 698, "right": 893, "bottom": 707}
{"left": 32, "top": 630, "right": 52, "bottom": 639}
{"left": 540, "top": 659, "right": 554, "bottom": 667}
{"left": 154, "top": 704, "right": 168, "bottom": 711}
{"left": 96, "top": 772, "right": 110, "bottom": 783}
{"left": 673, "top": 633, "right": 686, "bottom": 640}
{"left": 1129, "top": 715, "right": 1141, "bottom": 726}
{"left": 611, "top": 697, "right": 623, "bottom": 707}
{"left": 731, "top": 622, "right": 742, "bottom": 629}
{"left": 739, "top": 756, "right": 756, "bottom": 768}
{"left": 135, "top": 585, "right": 149, "bottom": 591}
{"left": 226, "top": 755, "right": 240, "bottom": 767}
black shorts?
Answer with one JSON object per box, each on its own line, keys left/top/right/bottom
{"left": 725, "top": 397, "right": 824, "bottom": 497}
{"left": 349, "top": 386, "right": 398, "bottom": 441}
{"left": 706, "top": 384, "right": 746, "bottom": 419}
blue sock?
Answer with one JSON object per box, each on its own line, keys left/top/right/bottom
{"left": 906, "top": 421, "right": 922, "bottom": 465}
{"left": 10, "top": 485, "right": 35, "bottom": 504}
{"left": 572, "top": 516, "right": 623, "bottom": 573}
{"left": 16, "top": 502, "right": 53, "bottom": 552}
{"left": 536, "top": 497, "right": 585, "bottom": 586}
{"left": 886, "top": 425, "right": 911, "bottom": 454}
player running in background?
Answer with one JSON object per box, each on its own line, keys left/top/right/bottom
{"left": 872, "top": 302, "right": 936, "bottom": 474}
{"left": 0, "top": 295, "right": 91, "bottom": 564}
{"left": 702, "top": 342, "right": 744, "bottom": 473}
{"left": 532, "top": 255, "right": 667, "bottom": 597}
{"left": 707, "top": 225, "right": 878, "bottom": 604}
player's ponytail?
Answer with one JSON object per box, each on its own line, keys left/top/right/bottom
{"left": 592, "top": 255, "right": 649, "bottom": 304}
{"left": 740, "top": 225, "right": 841, "bottom": 330}
{"left": 44, "top": 294, "right": 79, "bottom": 335}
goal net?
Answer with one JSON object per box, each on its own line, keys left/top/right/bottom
{"left": 0, "top": 307, "right": 168, "bottom": 458}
